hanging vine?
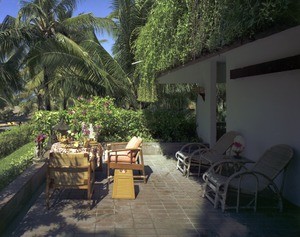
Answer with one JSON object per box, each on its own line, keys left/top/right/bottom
{"left": 134, "top": 0, "right": 297, "bottom": 102}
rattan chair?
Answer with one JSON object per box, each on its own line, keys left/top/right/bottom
{"left": 202, "top": 144, "right": 294, "bottom": 212}
{"left": 106, "top": 136, "right": 146, "bottom": 183}
{"left": 175, "top": 131, "right": 240, "bottom": 177}
{"left": 46, "top": 152, "right": 96, "bottom": 209}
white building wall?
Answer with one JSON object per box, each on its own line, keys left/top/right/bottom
{"left": 196, "top": 61, "right": 217, "bottom": 146}
{"left": 158, "top": 60, "right": 217, "bottom": 145}
{"left": 226, "top": 26, "right": 300, "bottom": 205}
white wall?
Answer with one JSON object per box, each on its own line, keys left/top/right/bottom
{"left": 196, "top": 61, "right": 217, "bottom": 145}
{"left": 226, "top": 25, "right": 300, "bottom": 205}
{"left": 158, "top": 60, "right": 217, "bottom": 145}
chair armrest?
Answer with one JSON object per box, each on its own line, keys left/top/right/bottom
{"left": 227, "top": 170, "right": 274, "bottom": 186}
{"left": 202, "top": 159, "right": 249, "bottom": 181}
{"left": 106, "top": 142, "right": 128, "bottom": 150}
{"left": 178, "top": 143, "right": 209, "bottom": 153}
{"left": 219, "top": 170, "right": 280, "bottom": 195}
{"left": 176, "top": 144, "right": 210, "bottom": 162}
{"left": 204, "top": 159, "right": 243, "bottom": 173}
{"left": 108, "top": 148, "right": 141, "bottom": 153}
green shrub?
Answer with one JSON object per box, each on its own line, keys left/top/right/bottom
{"left": 31, "top": 110, "right": 61, "bottom": 138}
{"left": 0, "top": 124, "right": 34, "bottom": 159}
{"left": 0, "top": 108, "right": 14, "bottom": 122}
{"left": 31, "top": 96, "right": 198, "bottom": 142}
{"left": 0, "top": 142, "right": 35, "bottom": 191}
{"left": 143, "top": 108, "right": 197, "bottom": 142}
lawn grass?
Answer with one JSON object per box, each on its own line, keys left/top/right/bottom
{"left": 0, "top": 142, "right": 35, "bottom": 191}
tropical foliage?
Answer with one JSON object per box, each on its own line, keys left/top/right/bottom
{"left": 134, "top": 0, "right": 300, "bottom": 102}
{"left": 0, "top": 0, "right": 131, "bottom": 111}
{"left": 110, "top": 0, "right": 195, "bottom": 109}
{"left": 32, "top": 96, "right": 197, "bottom": 142}
{"left": 0, "top": 16, "right": 24, "bottom": 106}
{"left": 0, "top": 123, "right": 34, "bottom": 159}
{"left": 0, "top": 142, "right": 35, "bottom": 191}
{"left": 109, "top": 0, "right": 154, "bottom": 108}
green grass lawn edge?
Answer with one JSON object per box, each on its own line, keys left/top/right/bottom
{"left": 0, "top": 142, "right": 35, "bottom": 192}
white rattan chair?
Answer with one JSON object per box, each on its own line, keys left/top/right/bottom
{"left": 202, "top": 144, "right": 294, "bottom": 212}
{"left": 175, "top": 131, "right": 240, "bottom": 177}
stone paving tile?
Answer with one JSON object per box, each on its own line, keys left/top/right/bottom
{"left": 4, "top": 155, "right": 300, "bottom": 237}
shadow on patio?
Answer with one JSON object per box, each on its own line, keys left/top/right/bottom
{"left": 3, "top": 155, "right": 300, "bottom": 237}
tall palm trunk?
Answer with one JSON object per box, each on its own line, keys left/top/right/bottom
{"left": 44, "top": 69, "right": 51, "bottom": 111}
{"left": 37, "top": 93, "right": 43, "bottom": 110}
{"left": 63, "top": 96, "right": 68, "bottom": 110}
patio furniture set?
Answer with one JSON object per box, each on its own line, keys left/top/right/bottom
{"left": 46, "top": 136, "right": 145, "bottom": 208}
{"left": 46, "top": 131, "right": 294, "bottom": 214}
{"left": 176, "top": 131, "right": 294, "bottom": 212}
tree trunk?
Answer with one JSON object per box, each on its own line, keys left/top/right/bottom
{"left": 63, "top": 97, "right": 67, "bottom": 110}
{"left": 44, "top": 69, "right": 51, "bottom": 111}
{"left": 37, "top": 93, "right": 43, "bottom": 110}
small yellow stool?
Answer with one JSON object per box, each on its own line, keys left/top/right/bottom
{"left": 112, "top": 169, "right": 135, "bottom": 199}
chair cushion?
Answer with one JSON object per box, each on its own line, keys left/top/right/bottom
{"left": 109, "top": 151, "right": 137, "bottom": 163}
{"left": 126, "top": 136, "right": 138, "bottom": 149}
{"left": 126, "top": 136, "right": 142, "bottom": 149}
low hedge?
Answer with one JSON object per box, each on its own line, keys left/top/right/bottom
{"left": 0, "top": 124, "right": 34, "bottom": 160}
{"left": 32, "top": 96, "right": 198, "bottom": 142}
{"left": 143, "top": 109, "right": 197, "bottom": 142}
{"left": 0, "top": 142, "right": 35, "bottom": 191}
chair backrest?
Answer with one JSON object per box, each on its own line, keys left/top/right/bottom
{"left": 49, "top": 152, "right": 89, "bottom": 167}
{"left": 211, "top": 131, "right": 240, "bottom": 155}
{"left": 252, "top": 144, "right": 294, "bottom": 181}
{"left": 48, "top": 152, "right": 91, "bottom": 186}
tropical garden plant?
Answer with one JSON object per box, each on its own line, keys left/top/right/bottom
{"left": 32, "top": 96, "right": 197, "bottom": 143}
{"left": 0, "top": 142, "right": 35, "bottom": 191}
{"left": 134, "top": 0, "right": 300, "bottom": 102}
{"left": 0, "top": 0, "right": 133, "bottom": 111}
{"left": 110, "top": 0, "right": 195, "bottom": 109}
{"left": 0, "top": 123, "right": 34, "bottom": 159}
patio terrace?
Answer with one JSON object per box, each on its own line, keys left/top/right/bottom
{"left": 3, "top": 154, "right": 300, "bottom": 237}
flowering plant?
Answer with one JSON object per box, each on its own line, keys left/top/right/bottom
{"left": 81, "top": 122, "right": 101, "bottom": 140}
{"left": 232, "top": 142, "right": 244, "bottom": 153}
{"left": 232, "top": 135, "right": 245, "bottom": 157}
{"left": 68, "top": 122, "right": 101, "bottom": 141}
{"left": 35, "top": 134, "right": 47, "bottom": 145}
{"left": 35, "top": 134, "right": 47, "bottom": 159}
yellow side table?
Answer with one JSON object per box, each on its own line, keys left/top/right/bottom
{"left": 112, "top": 169, "right": 135, "bottom": 199}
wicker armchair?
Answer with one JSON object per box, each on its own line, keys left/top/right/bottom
{"left": 202, "top": 144, "right": 294, "bottom": 212}
{"left": 176, "top": 131, "right": 240, "bottom": 177}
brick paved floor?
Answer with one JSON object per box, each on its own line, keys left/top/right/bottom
{"left": 5, "top": 155, "right": 300, "bottom": 237}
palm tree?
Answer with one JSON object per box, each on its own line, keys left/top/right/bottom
{"left": 110, "top": 0, "right": 154, "bottom": 107}
{"left": 0, "top": 0, "right": 133, "bottom": 111}
{"left": 0, "top": 16, "right": 25, "bottom": 108}
{"left": 111, "top": 0, "right": 195, "bottom": 109}
{"left": 15, "top": 0, "right": 120, "bottom": 110}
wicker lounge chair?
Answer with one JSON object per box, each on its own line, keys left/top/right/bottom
{"left": 46, "top": 152, "right": 96, "bottom": 209}
{"left": 106, "top": 136, "right": 146, "bottom": 183}
{"left": 175, "top": 131, "right": 240, "bottom": 177}
{"left": 202, "top": 144, "right": 294, "bottom": 212}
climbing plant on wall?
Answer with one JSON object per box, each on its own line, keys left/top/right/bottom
{"left": 134, "top": 0, "right": 298, "bottom": 102}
